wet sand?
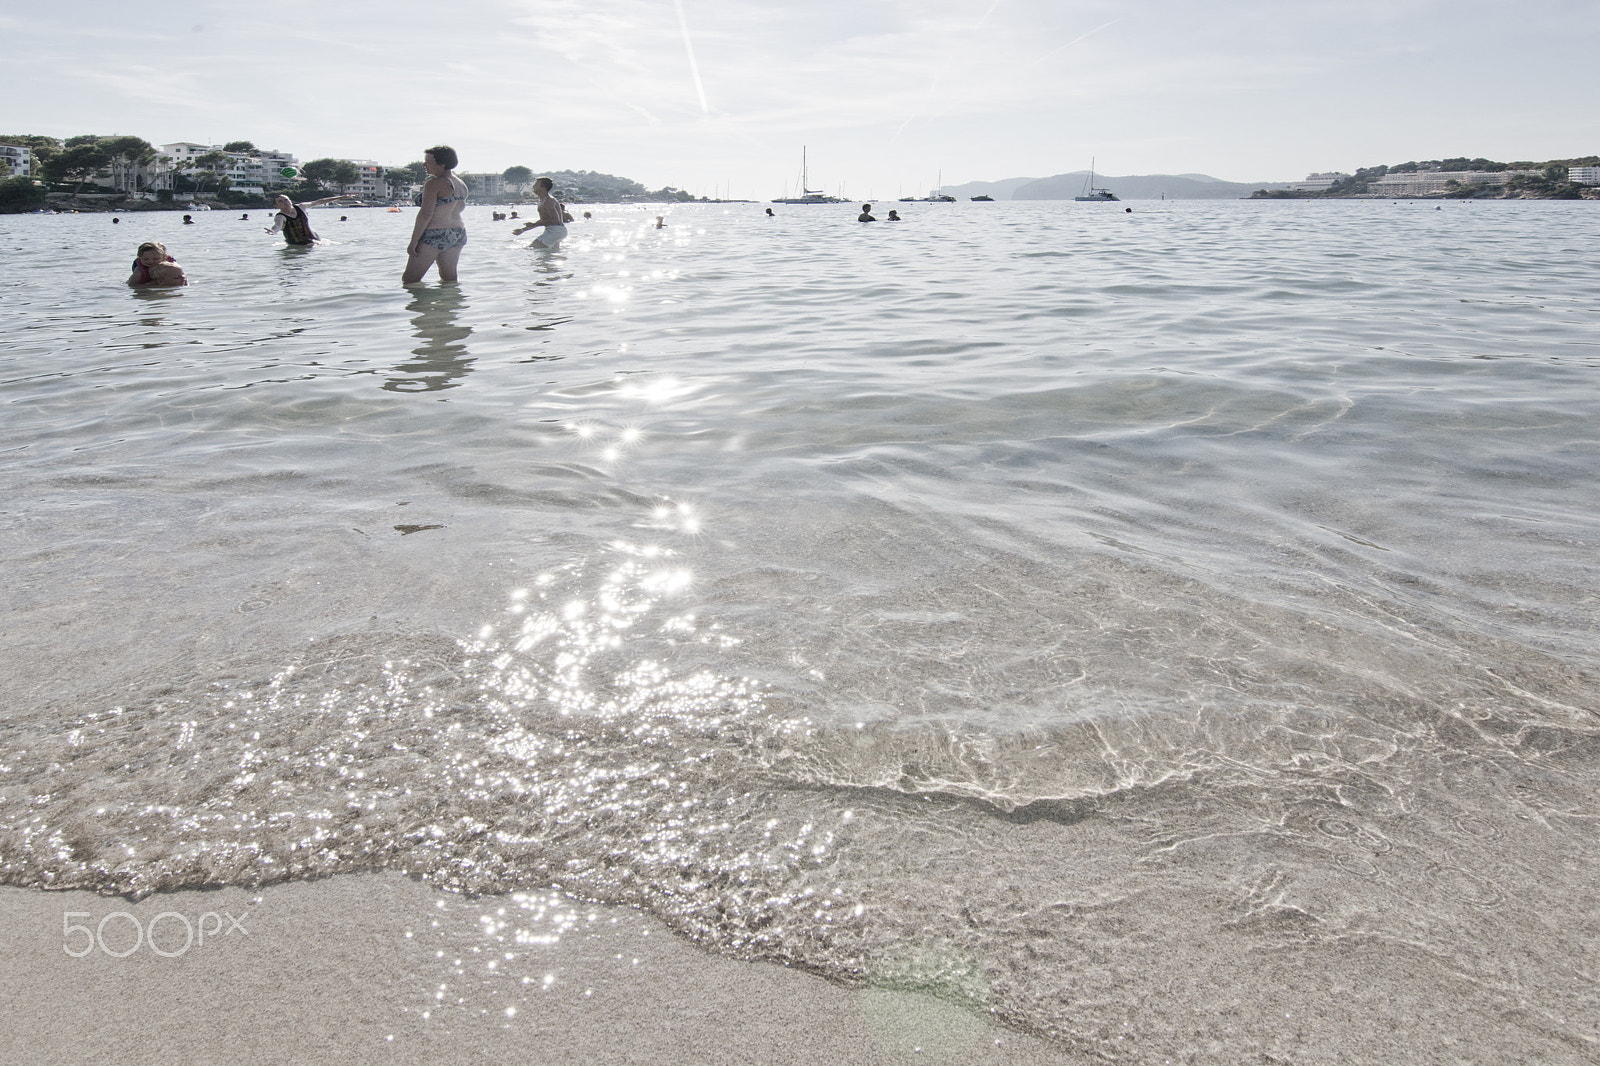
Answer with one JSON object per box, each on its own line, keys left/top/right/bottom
{"left": 0, "top": 873, "right": 1084, "bottom": 1065}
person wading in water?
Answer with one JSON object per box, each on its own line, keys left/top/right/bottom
{"left": 266, "top": 192, "right": 359, "bottom": 246}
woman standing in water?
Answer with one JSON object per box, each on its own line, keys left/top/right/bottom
{"left": 403, "top": 146, "right": 469, "bottom": 284}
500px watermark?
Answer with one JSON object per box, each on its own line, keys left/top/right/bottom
{"left": 63, "top": 909, "right": 250, "bottom": 958}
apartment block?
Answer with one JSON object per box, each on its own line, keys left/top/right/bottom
{"left": 1366, "top": 170, "right": 1541, "bottom": 196}
{"left": 1288, "top": 172, "right": 1349, "bottom": 191}
{"left": 0, "top": 144, "right": 33, "bottom": 177}
{"left": 341, "top": 160, "right": 389, "bottom": 199}
{"left": 460, "top": 172, "right": 503, "bottom": 197}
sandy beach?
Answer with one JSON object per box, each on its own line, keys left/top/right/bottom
{"left": 5, "top": 203, "right": 1599, "bottom": 1063}
{"left": 0, "top": 874, "right": 1085, "bottom": 1064}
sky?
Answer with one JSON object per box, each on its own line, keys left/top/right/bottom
{"left": 5, "top": 0, "right": 1597, "bottom": 198}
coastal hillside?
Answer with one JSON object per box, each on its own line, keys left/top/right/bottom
{"left": 1252, "top": 156, "right": 1600, "bottom": 199}
{"left": 942, "top": 173, "right": 1289, "bottom": 200}
{"left": 937, "top": 177, "right": 1042, "bottom": 200}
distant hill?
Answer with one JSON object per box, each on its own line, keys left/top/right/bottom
{"left": 938, "top": 177, "right": 1042, "bottom": 200}
{"left": 942, "top": 173, "right": 1290, "bottom": 201}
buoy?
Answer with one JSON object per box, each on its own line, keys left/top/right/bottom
{"left": 387, "top": 207, "right": 401, "bottom": 213}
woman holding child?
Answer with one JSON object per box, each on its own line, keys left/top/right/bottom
{"left": 127, "top": 242, "right": 186, "bottom": 287}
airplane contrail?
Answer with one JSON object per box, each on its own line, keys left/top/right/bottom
{"left": 1024, "top": 17, "right": 1128, "bottom": 72}
{"left": 673, "top": 0, "right": 711, "bottom": 113}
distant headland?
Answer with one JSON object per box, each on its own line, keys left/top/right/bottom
{"left": 0, "top": 132, "right": 708, "bottom": 214}
{"left": 942, "top": 173, "right": 1289, "bottom": 200}
{"left": 1252, "top": 157, "right": 1600, "bottom": 200}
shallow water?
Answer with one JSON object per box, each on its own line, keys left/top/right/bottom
{"left": 3, "top": 200, "right": 1598, "bottom": 1061}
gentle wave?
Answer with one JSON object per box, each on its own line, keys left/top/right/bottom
{"left": 4, "top": 200, "right": 1599, "bottom": 1059}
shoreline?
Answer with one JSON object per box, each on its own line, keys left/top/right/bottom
{"left": 0, "top": 872, "right": 1083, "bottom": 1065}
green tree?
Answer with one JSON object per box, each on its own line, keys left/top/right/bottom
{"left": 0, "top": 175, "right": 47, "bottom": 211}
{"left": 44, "top": 142, "right": 113, "bottom": 195}
{"left": 300, "top": 157, "right": 359, "bottom": 190}
{"left": 298, "top": 158, "right": 333, "bottom": 185}
{"left": 385, "top": 161, "right": 428, "bottom": 199}
{"left": 191, "top": 151, "right": 232, "bottom": 194}
{"left": 503, "top": 165, "right": 533, "bottom": 187}
{"left": 223, "top": 140, "right": 257, "bottom": 154}
{"left": 101, "top": 135, "right": 157, "bottom": 191}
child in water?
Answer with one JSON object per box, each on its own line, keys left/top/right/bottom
{"left": 127, "top": 242, "right": 187, "bottom": 287}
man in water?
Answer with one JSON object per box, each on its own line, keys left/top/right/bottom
{"left": 266, "top": 192, "right": 359, "bottom": 246}
{"left": 858, "top": 203, "right": 876, "bottom": 222}
{"left": 512, "top": 178, "right": 568, "bottom": 250}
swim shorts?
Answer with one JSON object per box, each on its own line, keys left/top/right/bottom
{"left": 419, "top": 227, "right": 468, "bottom": 250}
{"left": 531, "top": 224, "right": 567, "bottom": 249}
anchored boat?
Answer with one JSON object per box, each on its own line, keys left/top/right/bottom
{"left": 771, "top": 148, "right": 844, "bottom": 204}
{"left": 1074, "top": 159, "right": 1119, "bottom": 202}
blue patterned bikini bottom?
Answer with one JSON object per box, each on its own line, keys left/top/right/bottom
{"left": 419, "top": 227, "right": 468, "bottom": 250}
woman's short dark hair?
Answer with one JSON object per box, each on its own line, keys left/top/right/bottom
{"left": 426, "top": 145, "right": 458, "bottom": 170}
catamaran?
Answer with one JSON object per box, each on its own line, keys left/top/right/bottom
{"left": 771, "top": 148, "right": 844, "bottom": 204}
{"left": 1074, "top": 159, "right": 1119, "bottom": 202}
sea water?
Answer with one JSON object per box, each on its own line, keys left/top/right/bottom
{"left": 3, "top": 200, "right": 1597, "bottom": 1061}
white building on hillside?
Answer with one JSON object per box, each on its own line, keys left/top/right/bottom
{"left": 341, "top": 160, "right": 389, "bottom": 199}
{"left": 1570, "top": 165, "right": 1600, "bottom": 184}
{"left": 1366, "top": 169, "right": 1540, "bottom": 196}
{"left": 1289, "top": 172, "right": 1349, "bottom": 191}
{"left": 161, "top": 142, "right": 215, "bottom": 167}
{"left": 460, "top": 172, "right": 503, "bottom": 197}
{"left": 159, "top": 143, "right": 301, "bottom": 193}
{"left": 0, "top": 144, "right": 33, "bottom": 177}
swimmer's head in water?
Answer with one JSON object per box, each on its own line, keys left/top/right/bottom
{"left": 425, "top": 145, "right": 458, "bottom": 170}
{"left": 534, "top": 177, "right": 554, "bottom": 193}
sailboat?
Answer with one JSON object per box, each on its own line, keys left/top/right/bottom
{"left": 900, "top": 170, "right": 957, "bottom": 202}
{"left": 1074, "top": 158, "right": 1119, "bottom": 202}
{"left": 771, "top": 147, "right": 844, "bottom": 204}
